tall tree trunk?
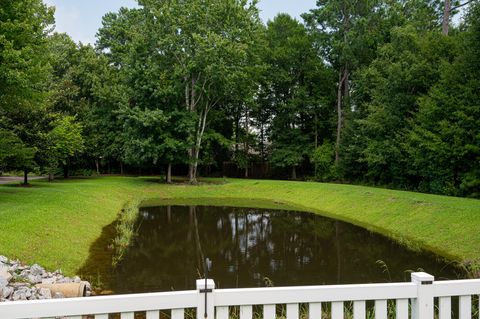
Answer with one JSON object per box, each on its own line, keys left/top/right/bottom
{"left": 190, "top": 104, "right": 209, "bottom": 184}
{"left": 120, "top": 161, "right": 124, "bottom": 175}
{"left": 48, "top": 172, "right": 53, "bottom": 182}
{"left": 260, "top": 122, "right": 265, "bottom": 161}
{"left": 23, "top": 170, "right": 28, "bottom": 185}
{"left": 166, "top": 162, "right": 172, "bottom": 184}
{"left": 244, "top": 107, "right": 249, "bottom": 179}
{"left": 335, "top": 71, "right": 344, "bottom": 165}
{"left": 292, "top": 166, "right": 297, "bottom": 180}
{"left": 336, "top": 6, "right": 351, "bottom": 166}
{"left": 235, "top": 109, "right": 240, "bottom": 153}
{"left": 335, "top": 67, "right": 349, "bottom": 165}
{"left": 188, "top": 149, "right": 194, "bottom": 182}
{"left": 443, "top": 0, "right": 451, "bottom": 35}
{"left": 95, "top": 159, "right": 100, "bottom": 175}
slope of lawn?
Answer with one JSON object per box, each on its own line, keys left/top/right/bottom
{"left": 0, "top": 176, "right": 479, "bottom": 275}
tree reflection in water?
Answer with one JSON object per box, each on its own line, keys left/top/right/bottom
{"left": 109, "top": 205, "right": 459, "bottom": 294}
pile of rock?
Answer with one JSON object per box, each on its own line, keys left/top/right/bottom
{"left": 0, "top": 256, "right": 91, "bottom": 302}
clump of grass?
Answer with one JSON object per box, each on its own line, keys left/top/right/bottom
{"left": 112, "top": 199, "right": 143, "bottom": 267}
{"left": 462, "top": 259, "right": 480, "bottom": 279}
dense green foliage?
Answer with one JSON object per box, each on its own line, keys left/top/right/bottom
{"left": 0, "top": 0, "right": 479, "bottom": 197}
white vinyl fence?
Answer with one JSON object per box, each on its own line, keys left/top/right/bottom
{"left": 0, "top": 272, "right": 479, "bottom": 319}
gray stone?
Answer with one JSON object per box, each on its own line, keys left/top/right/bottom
{"left": 27, "top": 274, "right": 42, "bottom": 284}
{"left": 30, "top": 264, "right": 44, "bottom": 276}
{"left": 10, "top": 282, "right": 28, "bottom": 288}
{"left": 0, "top": 257, "right": 91, "bottom": 303}
{"left": 41, "top": 278, "right": 55, "bottom": 285}
{"left": 1, "top": 286, "right": 13, "bottom": 299}
{"left": 12, "top": 290, "right": 27, "bottom": 301}
{"left": 39, "top": 288, "right": 51, "bottom": 299}
{"left": 57, "top": 277, "right": 73, "bottom": 284}
{"left": 0, "top": 266, "right": 12, "bottom": 283}
{"left": 0, "top": 277, "right": 8, "bottom": 288}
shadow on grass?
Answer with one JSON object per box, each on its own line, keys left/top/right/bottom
{"left": 0, "top": 182, "right": 52, "bottom": 189}
{"left": 77, "top": 220, "right": 118, "bottom": 293}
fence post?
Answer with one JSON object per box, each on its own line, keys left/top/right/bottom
{"left": 411, "top": 272, "right": 434, "bottom": 319}
{"left": 197, "top": 279, "right": 215, "bottom": 319}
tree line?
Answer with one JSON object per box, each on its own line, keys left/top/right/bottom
{"left": 0, "top": 0, "right": 479, "bottom": 197}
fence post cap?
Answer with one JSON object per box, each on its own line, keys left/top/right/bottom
{"left": 411, "top": 272, "right": 434, "bottom": 284}
{"left": 196, "top": 279, "right": 215, "bottom": 290}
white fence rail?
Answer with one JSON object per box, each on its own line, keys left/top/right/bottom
{"left": 0, "top": 272, "right": 479, "bottom": 319}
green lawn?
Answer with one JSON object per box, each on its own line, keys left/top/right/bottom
{"left": 0, "top": 176, "right": 479, "bottom": 275}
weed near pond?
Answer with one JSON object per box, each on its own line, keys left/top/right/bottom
{"left": 112, "top": 199, "right": 143, "bottom": 267}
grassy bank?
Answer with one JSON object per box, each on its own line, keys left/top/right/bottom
{"left": 0, "top": 176, "right": 479, "bottom": 275}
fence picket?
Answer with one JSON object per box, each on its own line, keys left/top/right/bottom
{"left": 240, "top": 305, "right": 253, "bottom": 319}
{"left": 353, "top": 300, "right": 365, "bottom": 319}
{"left": 264, "top": 304, "right": 276, "bottom": 319}
{"left": 95, "top": 314, "right": 109, "bottom": 319}
{"left": 287, "top": 303, "right": 299, "bottom": 319}
{"left": 439, "top": 297, "right": 451, "bottom": 319}
{"left": 146, "top": 310, "right": 160, "bottom": 319}
{"left": 459, "top": 296, "right": 471, "bottom": 319}
{"left": 217, "top": 306, "right": 229, "bottom": 319}
{"left": 374, "top": 300, "right": 387, "bottom": 319}
{"left": 121, "top": 312, "right": 135, "bottom": 319}
{"left": 172, "top": 308, "right": 184, "bottom": 319}
{"left": 331, "top": 301, "right": 344, "bottom": 319}
{"left": 395, "top": 299, "right": 408, "bottom": 319}
{"left": 309, "top": 302, "right": 322, "bottom": 319}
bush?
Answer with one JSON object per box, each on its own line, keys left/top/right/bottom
{"left": 311, "top": 141, "right": 338, "bottom": 181}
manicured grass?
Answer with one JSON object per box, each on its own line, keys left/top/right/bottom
{"left": 0, "top": 176, "right": 479, "bottom": 275}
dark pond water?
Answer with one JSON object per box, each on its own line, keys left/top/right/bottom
{"left": 82, "top": 205, "right": 461, "bottom": 294}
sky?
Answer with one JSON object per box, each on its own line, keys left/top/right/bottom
{"left": 43, "top": 0, "right": 318, "bottom": 45}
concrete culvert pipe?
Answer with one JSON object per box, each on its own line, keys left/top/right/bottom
{"left": 35, "top": 282, "right": 87, "bottom": 298}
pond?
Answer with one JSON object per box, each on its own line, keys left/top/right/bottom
{"left": 81, "top": 205, "right": 461, "bottom": 294}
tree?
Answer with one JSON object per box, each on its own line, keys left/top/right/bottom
{"left": 263, "top": 14, "right": 332, "bottom": 179}
{"left": 345, "top": 26, "right": 455, "bottom": 186}
{"left": 137, "top": 0, "right": 263, "bottom": 183}
{"left": 40, "top": 116, "right": 84, "bottom": 181}
{"left": 0, "top": 0, "right": 54, "bottom": 183}
{"left": 97, "top": 7, "right": 193, "bottom": 181}
{"left": 406, "top": 2, "right": 480, "bottom": 197}
{"left": 311, "top": 141, "right": 336, "bottom": 181}
{"left": 120, "top": 107, "right": 191, "bottom": 183}
{"left": 303, "top": 0, "right": 379, "bottom": 165}
{"left": 0, "top": 129, "right": 35, "bottom": 180}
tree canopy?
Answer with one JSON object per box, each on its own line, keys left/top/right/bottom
{"left": 0, "top": 0, "right": 479, "bottom": 197}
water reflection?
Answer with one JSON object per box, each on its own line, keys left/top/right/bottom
{"left": 109, "top": 206, "right": 459, "bottom": 294}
